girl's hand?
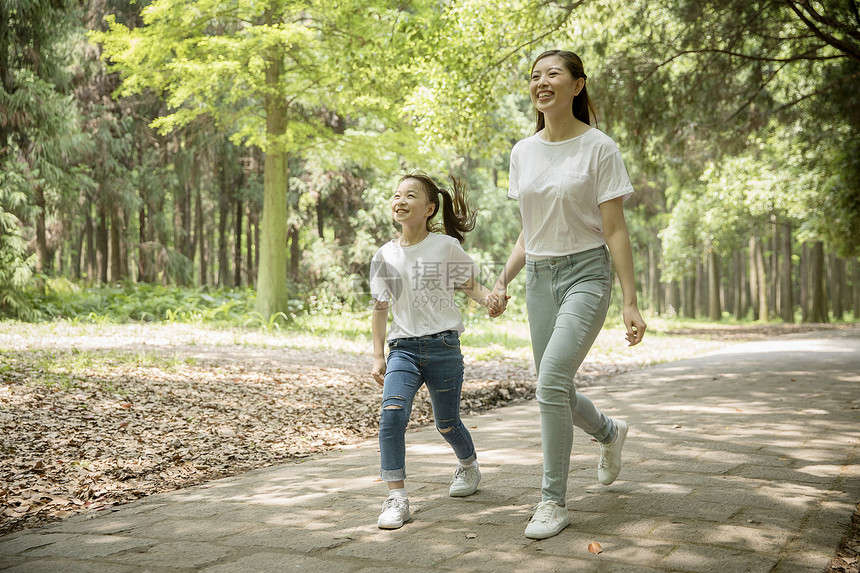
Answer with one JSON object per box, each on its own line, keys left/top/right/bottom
{"left": 623, "top": 305, "right": 647, "bottom": 347}
{"left": 486, "top": 293, "right": 504, "bottom": 318}
{"left": 488, "top": 286, "right": 510, "bottom": 318}
{"left": 372, "top": 357, "right": 386, "bottom": 386}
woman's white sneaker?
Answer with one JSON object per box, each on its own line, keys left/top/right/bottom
{"left": 377, "top": 495, "right": 410, "bottom": 529}
{"left": 598, "top": 419, "right": 628, "bottom": 485}
{"left": 524, "top": 500, "right": 570, "bottom": 539}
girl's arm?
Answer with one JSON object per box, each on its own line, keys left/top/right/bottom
{"left": 458, "top": 277, "right": 506, "bottom": 316}
{"left": 371, "top": 300, "right": 389, "bottom": 386}
{"left": 459, "top": 277, "right": 492, "bottom": 306}
{"left": 599, "top": 197, "right": 647, "bottom": 346}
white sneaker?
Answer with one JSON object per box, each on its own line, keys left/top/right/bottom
{"left": 449, "top": 463, "right": 481, "bottom": 497}
{"left": 524, "top": 500, "right": 570, "bottom": 539}
{"left": 377, "top": 495, "right": 410, "bottom": 529}
{"left": 598, "top": 419, "right": 628, "bottom": 485}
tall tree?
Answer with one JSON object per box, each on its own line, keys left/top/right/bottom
{"left": 93, "top": 0, "right": 430, "bottom": 319}
{"left": 1, "top": 0, "right": 93, "bottom": 312}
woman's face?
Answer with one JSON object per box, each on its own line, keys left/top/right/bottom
{"left": 391, "top": 178, "right": 435, "bottom": 227}
{"left": 529, "top": 55, "right": 584, "bottom": 117}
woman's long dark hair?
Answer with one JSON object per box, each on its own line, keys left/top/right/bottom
{"left": 532, "top": 49, "right": 598, "bottom": 133}
{"left": 399, "top": 173, "right": 476, "bottom": 244}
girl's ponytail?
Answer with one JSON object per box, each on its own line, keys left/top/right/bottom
{"left": 437, "top": 178, "right": 476, "bottom": 243}
{"left": 399, "top": 173, "right": 477, "bottom": 243}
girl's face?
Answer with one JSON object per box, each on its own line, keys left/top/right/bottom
{"left": 391, "top": 178, "right": 435, "bottom": 228}
{"left": 529, "top": 55, "right": 584, "bottom": 116}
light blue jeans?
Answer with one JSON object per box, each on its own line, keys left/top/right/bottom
{"left": 526, "top": 246, "right": 617, "bottom": 504}
{"left": 379, "top": 331, "right": 477, "bottom": 482}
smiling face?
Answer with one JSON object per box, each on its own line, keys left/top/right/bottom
{"left": 391, "top": 178, "right": 436, "bottom": 229}
{"left": 529, "top": 54, "right": 586, "bottom": 119}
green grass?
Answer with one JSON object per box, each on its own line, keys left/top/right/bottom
{"left": 10, "top": 281, "right": 856, "bottom": 351}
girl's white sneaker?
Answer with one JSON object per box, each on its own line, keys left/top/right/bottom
{"left": 377, "top": 495, "right": 410, "bottom": 529}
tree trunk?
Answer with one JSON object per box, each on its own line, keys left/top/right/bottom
{"left": 71, "top": 218, "right": 83, "bottom": 280}
{"left": 731, "top": 250, "right": 740, "bottom": 319}
{"left": 218, "top": 163, "right": 231, "bottom": 287}
{"left": 842, "top": 259, "right": 854, "bottom": 320}
{"left": 85, "top": 206, "right": 96, "bottom": 282}
{"left": 682, "top": 274, "right": 696, "bottom": 318}
{"left": 34, "top": 184, "right": 49, "bottom": 274}
{"left": 234, "top": 196, "right": 243, "bottom": 288}
{"left": 780, "top": 221, "right": 794, "bottom": 323}
{"left": 648, "top": 241, "right": 662, "bottom": 314}
{"left": 800, "top": 242, "right": 809, "bottom": 322}
{"left": 110, "top": 203, "right": 125, "bottom": 281}
{"left": 749, "top": 237, "right": 759, "bottom": 320}
{"left": 707, "top": 247, "right": 722, "bottom": 320}
{"left": 246, "top": 206, "right": 256, "bottom": 288}
{"left": 751, "top": 236, "right": 768, "bottom": 321}
{"left": 665, "top": 280, "right": 679, "bottom": 317}
{"left": 830, "top": 255, "right": 844, "bottom": 321}
{"left": 772, "top": 224, "right": 780, "bottom": 315}
{"left": 176, "top": 148, "right": 194, "bottom": 284}
{"left": 138, "top": 205, "right": 156, "bottom": 283}
{"left": 255, "top": 16, "right": 290, "bottom": 320}
{"left": 97, "top": 203, "right": 109, "bottom": 283}
{"left": 854, "top": 258, "right": 860, "bottom": 320}
{"left": 807, "top": 241, "right": 828, "bottom": 322}
{"left": 119, "top": 207, "right": 128, "bottom": 281}
{"left": 196, "top": 185, "right": 206, "bottom": 285}
{"left": 289, "top": 226, "right": 300, "bottom": 281}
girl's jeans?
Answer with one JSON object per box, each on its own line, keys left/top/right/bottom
{"left": 379, "top": 331, "right": 477, "bottom": 482}
{"left": 526, "top": 246, "right": 617, "bottom": 504}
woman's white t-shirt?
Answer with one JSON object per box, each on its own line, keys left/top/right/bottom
{"left": 508, "top": 128, "right": 634, "bottom": 259}
{"left": 369, "top": 232, "right": 477, "bottom": 339}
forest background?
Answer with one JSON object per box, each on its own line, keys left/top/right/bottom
{"left": 1, "top": 0, "right": 859, "bottom": 326}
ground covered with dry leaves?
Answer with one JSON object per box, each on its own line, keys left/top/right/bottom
{"left": 0, "top": 320, "right": 857, "bottom": 571}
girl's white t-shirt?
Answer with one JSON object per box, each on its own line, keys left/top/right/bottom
{"left": 369, "top": 232, "right": 477, "bottom": 339}
{"left": 508, "top": 128, "right": 634, "bottom": 259}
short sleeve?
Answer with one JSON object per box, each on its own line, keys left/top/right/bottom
{"left": 445, "top": 239, "right": 478, "bottom": 289}
{"left": 507, "top": 143, "right": 521, "bottom": 200}
{"left": 369, "top": 249, "right": 402, "bottom": 303}
{"left": 596, "top": 147, "right": 634, "bottom": 205}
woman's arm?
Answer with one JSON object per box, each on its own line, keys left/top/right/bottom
{"left": 491, "top": 230, "right": 526, "bottom": 316}
{"left": 371, "top": 300, "right": 389, "bottom": 385}
{"left": 599, "top": 197, "right": 647, "bottom": 346}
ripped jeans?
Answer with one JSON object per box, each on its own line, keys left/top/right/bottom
{"left": 379, "top": 331, "right": 477, "bottom": 482}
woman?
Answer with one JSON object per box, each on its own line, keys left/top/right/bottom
{"left": 493, "top": 50, "right": 647, "bottom": 540}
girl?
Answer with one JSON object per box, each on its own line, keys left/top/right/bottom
{"left": 493, "top": 50, "right": 647, "bottom": 539}
{"left": 369, "top": 173, "right": 504, "bottom": 530}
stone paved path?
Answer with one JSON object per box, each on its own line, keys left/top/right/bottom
{"left": 1, "top": 329, "right": 858, "bottom": 572}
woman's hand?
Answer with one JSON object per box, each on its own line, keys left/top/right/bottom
{"left": 623, "top": 305, "right": 647, "bottom": 347}
{"left": 372, "top": 357, "right": 386, "bottom": 386}
{"left": 488, "top": 285, "right": 510, "bottom": 318}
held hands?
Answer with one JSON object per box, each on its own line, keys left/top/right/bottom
{"left": 623, "top": 305, "right": 647, "bottom": 347}
{"left": 486, "top": 286, "right": 511, "bottom": 318}
{"left": 371, "top": 356, "right": 386, "bottom": 387}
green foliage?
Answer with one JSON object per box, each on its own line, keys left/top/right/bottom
{"left": 24, "top": 281, "right": 255, "bottom": 324}
{"left": 0, "top": 0, "right": 854, "bottom": 326}
{"left": 0, "top": 155, "right": 38, "bottom": 320}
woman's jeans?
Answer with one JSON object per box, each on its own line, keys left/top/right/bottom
{"left": 379, "top": 331, "right": 477, "bottom": 482}
{"left": 526, "top": 246, "right": 617, "bottom": 504}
